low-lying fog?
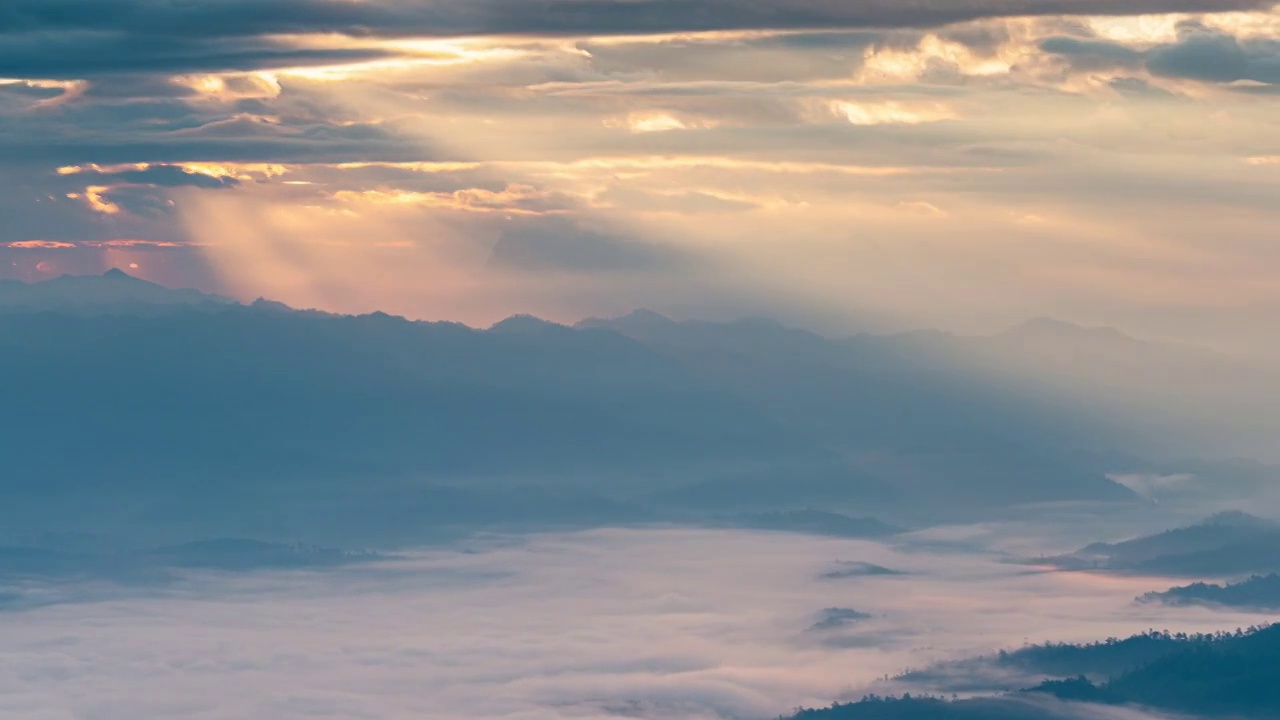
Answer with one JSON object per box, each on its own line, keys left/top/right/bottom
{"left": 1, "top": 523, "right": 1273, "bottom": 720}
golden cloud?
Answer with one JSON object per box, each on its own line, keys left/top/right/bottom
{"left": 2, "top": 240, "right": 78, "bottom": 249}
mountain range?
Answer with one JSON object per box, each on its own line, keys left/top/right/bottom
{"left": 1046, "top": 511, "right": 1280, "bottom": 576}
{"left": 2, "top": 270, "right": 1274, "bottom": 546}
{"left": 1140, "top": 573, "right": 1280, "bottom": 610}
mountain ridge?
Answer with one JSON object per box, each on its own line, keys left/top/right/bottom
{"left": 0, "top": 273, "right": 1148, "bottom": 545}
{"left": 0, "top": 268, "right": 236, "bottom": 313}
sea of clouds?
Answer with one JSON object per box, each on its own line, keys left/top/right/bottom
{"left": 0, "top": 525, "right": 1272, "bottom": 720}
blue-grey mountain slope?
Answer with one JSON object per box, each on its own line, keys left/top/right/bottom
{"left": 1047, "top": 511, "right": 1280, "bottom": 576}
{"left": 1, "top": 273, "right": 1144, "bottom": 546}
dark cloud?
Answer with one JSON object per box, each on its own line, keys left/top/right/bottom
{"left": 78, "top": 76, "right": 199, "bottom": 99}
{"left": 1148, "top": 32, "right": 1251, "bottom": 81}
{"left": 0, "top": 31, "right": 393, "bottom": 79}
{"left": 1, "top": 73, "right": 403, "bottom": 174}
{"left": 1039, "top": 24, "right": 1280, "bottom": 85}
{"left": 93, "top": 185, "right": 175, "bottom": 217}
{"left": 762, "top": 30, "right": 886, "bottom": 50}
{"left": 73, "top": 165, "right": 240, "bottom": 189}
{"left": 1, "top": 1, "right": 1275, "bottom": 80}
{"left": 938, "top": 23, "right": 1014, "bottom": 57}
{"left": 577, "top": 32, "right": 883, "bottom": 84}
{"left": 0, "top": 81, "right": 66, "bottom": 101}
{"left": 6, "top": 0, "right": 1276, "bottom": 37}
{"left": 1147, "top": 26, "right": 1280, "bottom": 84}
{"left": 1105, "top": 76, "right": 1176, "bottom": 97}
{"left": 809, "top": 607, "right": 874, "bottom": 631}
{"left": 1040, "top": 36, "right": 1144, "bottom": 71}
{"left": 487, "top": 215, "right": 679, "bottom": 274}
{"left": 0, "top": 164, "right": 231, "bottom": 247}
{"left": 0, "top": 112, "right": 419, "bottom": 165}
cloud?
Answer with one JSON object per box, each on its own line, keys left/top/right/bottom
{"left": 333, "top": 183, "right": 572, "bottom": 215}
{"left": 830, "top": 99, "right": 959, "bottom": 125}
{"left": 0, "top": 33, "right": 393, "bottom": 79}
{"left": 1107, "top": 473, "right": 1197, "bottom": 501}
{"left": 60, "top": 164, "right": 241, "bottom": 189}
{"left": 808, "top": 607, "right": 874, "bottom": 631}
{"left": 486, "top": 215, "right": 680, "bottom": 273}
{"left": 593, "top": 186, "right": 761, "bottom": 214}
{"left": 1039, "top": 36, "right": 1145, "bottom": 71}
{"left": 2, "top": 1, "right": 1280, "bottom": 352}
{"left": 0, "top": 80, "right": 68, "bottom": 102}
{"left": 2, "top": 0, "right": 1274, "bottom": 52}
{"left": 1, "top": 240, "right": 77, "bottom": 249}
{"left": 1147, "top": 25, "right": 1280, "bottom": 83}
{"left": 0, "top": 525, "right": 1274, "bottom": 720}
{"left": 1039, "top": 23, "right": 1280, "bottom": 84}
{"left": 0, "top": 114, "right": 416, "bottom": 167}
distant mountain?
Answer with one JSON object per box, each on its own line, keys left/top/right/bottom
{"left": 984, "top": 318, "right": 1280, "bottom": 459}
{"left": 819, "top": 561, "right": 906, "bottom": 580}
{"left": 1140, "top": 574, "right": 1280, "bottom": 610}
{"left": 992, "top": 316, "right": 1167, "bottom": 356}
{"left": 1128, "top": 457, "right": 1280, "bottom": 502}
{"left": 586, "top": 309, "right": 1280, "bottom": 476}
{"left": 897, "top": 628, "right": 1196, "bottom": 695}
{"left": 0, "top": 306, "right": 803, "bottom": 543}
{"left": 578, "top": 310, "right": 1135, "bottom": 508}
{"left": 888, "top": 317, "right": 1280, "bottom": 464}
{"left": 0, "top": 276, "right": 1152, "bottom": 545}
{"left": 1046, "top": 511, "right": 1280, "bottom": 576}
{"left": 487, "top": 313, "right": 572, "bottom": 335}
{"left": 0, "top": 269, "right": 234, "bottom": 313}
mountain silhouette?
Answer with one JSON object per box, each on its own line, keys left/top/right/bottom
{"left": 1140, "top": 573, "right": 1280, "bottom": 610}
{"left": 0, "top": 269, "right": 234, "bottom": 313}
{"left": 0, "top": 274, "right": 1148, "bottom": 545}
{"left": 1049, "top": 511, "right": 1280, "bottom": 576}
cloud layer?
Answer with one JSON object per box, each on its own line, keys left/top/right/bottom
{"left": 0, "top": 526, "right": 1274, "bottom": 720}
{"left": 2, "top": 1, "right": 1279, "bottom": 350}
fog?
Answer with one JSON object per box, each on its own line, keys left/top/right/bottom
{"left": 2, "top": 526, "right": 1272, "bottom": 720}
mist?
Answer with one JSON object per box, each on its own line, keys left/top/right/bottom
{"left": 2, "top": 525, "right": 1274, "bottom": 720}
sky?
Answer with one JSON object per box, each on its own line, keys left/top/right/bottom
{"left": 2, "top": 0, "right": 1279, "bottom": 347}
{"left": 2, "top": 525, "right": 1272, "bottom": 720}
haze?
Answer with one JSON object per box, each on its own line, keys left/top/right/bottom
{"left": 3, "top": 3, "right": 1280, "bottom": 720}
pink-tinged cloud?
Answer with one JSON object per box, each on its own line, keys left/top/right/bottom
{"left": 0, "top": 526, "right": 1270, "bottom": 720}
{"left": 84, "top": 239, "right": 187, "bottom": 248}
{"left": 2, "top": 240, "right": 78, "bottom": 249}
{"left": 3, "top": 239, "right": 189, "bottom": 250}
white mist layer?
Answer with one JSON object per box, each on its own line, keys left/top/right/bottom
{"left": 0, "top": 527, "right": 1272, "bottom": 720}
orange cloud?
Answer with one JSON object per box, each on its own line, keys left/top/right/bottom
{"left": 331, "top": 184, "right": 566, "bottom": 215}
{"left": 83, "top": 186, "right": 122, "bottom": 215}
{"left": 2, "top": 240, "right": 78, "bottom": 249}
{"left": 83, "top": 239, "right": 187, "bottom": 248}
{"left": 1, "top": 239, "right": 187, "bottom": 250}
{"left": 830, "top": 100, "right": 959, "bottom": 126}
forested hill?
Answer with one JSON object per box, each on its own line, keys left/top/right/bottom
{"left": 790, "top": 624, "right": 1280, "bottom": 720}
